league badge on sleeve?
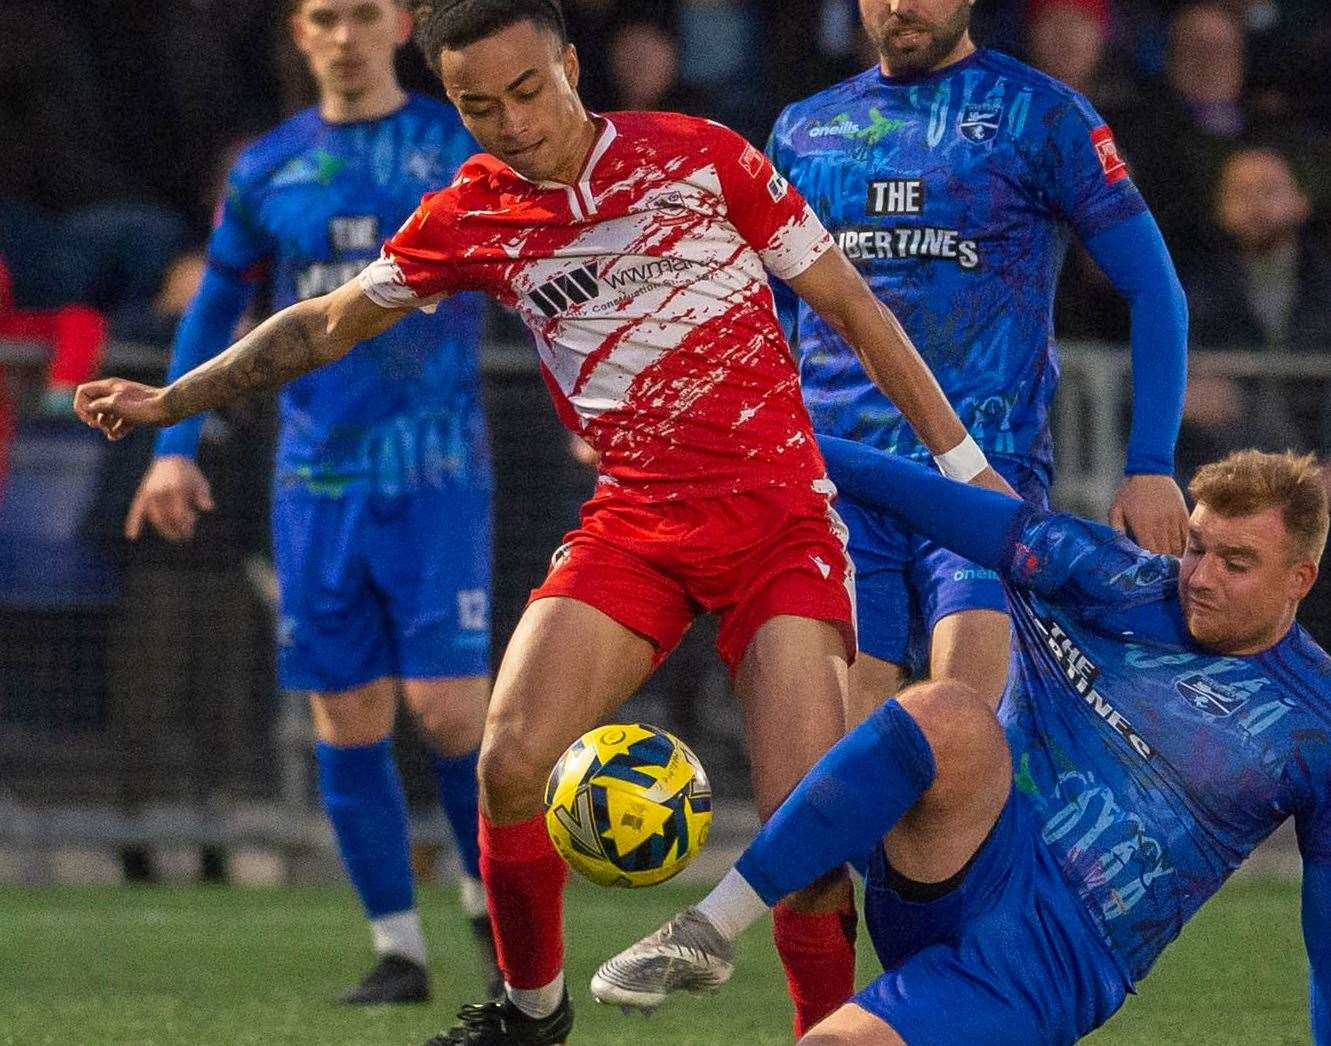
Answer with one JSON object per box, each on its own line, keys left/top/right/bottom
{"left": 958, "top": 100, "right": 1003, "bottom": 143}
{"left": 1091, "top": 125, "right": 1129, "bottom": 184}
{"left": 739, "top": 142, "right": 765, "bottom": 178}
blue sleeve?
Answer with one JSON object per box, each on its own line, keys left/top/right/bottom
{"left": 817, "top": 434, "right": 1167, "bottom": 604}
{"left": 1035, "top": 93, "right": 1185, "bottom": 476}
{"left": 1039, "top": 95, "right": 1146, "bottom": 244}
{"left": 1084, "top": 210, "right": 1188, "bottom": 476}
{"left": 154, "top": 263, "right": 257, "bottom": 458}
{"left": 817, "top": 435, "right": 1034, "bottom": 573}
{"left": 1294, "top": 746, "right": 1331, "bottom": 1042}
{"left": 207, "top": 167, "right": 274, "bottom": 282}
{"left": 1303, "top": 859, "right": 1331, "bottom": 1044}
{"left": 155, "top": 165, "right": 268, "bottom": 457}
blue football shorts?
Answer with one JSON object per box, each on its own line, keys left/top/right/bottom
{"left": 272, "top": 478, "right": 493, "bottom": 692}
{"left": 855, "top": 791, "right": 1129, "bottom": 1045}
{"left": 835, "top": 455, "right": 1050, "bottom": 666}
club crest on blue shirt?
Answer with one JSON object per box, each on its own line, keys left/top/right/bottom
{"left": 1175, "top": 673, "right": 1250, "bottom": 717}
{"left": 958, "top": 100, "right": 1003, "bottom": 143}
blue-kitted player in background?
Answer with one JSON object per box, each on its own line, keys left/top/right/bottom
{"left": 767, "top": 0, "right": 1191, "bottom": 726}
{"left": 123, "top": 0, "right": 499, "bottom": 1004}
{"left": 597, "top": 437, "right": 1331, "bottom": 1044}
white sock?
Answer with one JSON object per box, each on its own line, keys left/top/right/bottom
{"left": 694, "top": 867, "right": 770, "bottom": 942}
{"left": 459, "top": 874, "right": 488, "bottom": 919}
{"left": 371, "top": 909, "right": 427, "bottom": 966}
{"left": 507, "top": 972, "right": 565, "bottom": 1019}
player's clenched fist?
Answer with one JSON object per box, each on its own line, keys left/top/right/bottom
{"left": 125, "top": 455, "right": 215, "bottom": 543}
{"left": 74, "top": 378, "right": 171, "bottom": 440}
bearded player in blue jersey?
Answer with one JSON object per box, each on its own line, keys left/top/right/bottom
{"left": 123, "top": 0, "right": 499, "bottom": 1005}
{"left": 767, "top": 0, "right": 1191, "bottom": 728}
{"left": 598, "top": 438, "right": 1331, "bottom": 1044}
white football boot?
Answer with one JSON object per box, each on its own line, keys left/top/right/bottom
{"left": 590, "top": 907, "right": 736, "bottom": 1012}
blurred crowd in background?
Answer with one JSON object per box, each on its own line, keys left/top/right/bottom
{"left": 2, "top": 0, "right": 1331, "bottom": 398}
{"left": 2, "top": 0, "right": 1330, "bottom": 878}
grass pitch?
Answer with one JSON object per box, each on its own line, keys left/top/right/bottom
{"left": 0, "top": 876, "right": 1308, "bottom": 1045}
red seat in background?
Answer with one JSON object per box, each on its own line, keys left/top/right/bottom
{"left": 0, "top": 255, "right": 108, "bottom": 497}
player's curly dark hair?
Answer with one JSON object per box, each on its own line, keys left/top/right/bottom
{"left": 411, "top": 0, "right": 567, "bottom": 72}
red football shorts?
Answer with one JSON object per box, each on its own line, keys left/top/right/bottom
{"left": 529, "top": 481, "right": 857, "bottom": 675}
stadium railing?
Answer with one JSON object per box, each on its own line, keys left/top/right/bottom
{"left": 1, "top": 337, "right": 1323, "bottom": 879}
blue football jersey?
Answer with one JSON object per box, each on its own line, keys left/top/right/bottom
{"left": 999, "top": 511, "right": 1331, "bottom": 984}
{"left": 768, "top": 50, "right": 1146, "bottom": 478}
{"left": 210, "top": 95, "right": 489, "bottom": 493}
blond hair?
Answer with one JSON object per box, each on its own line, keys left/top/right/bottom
{"left": 1189, "top": 449, "right": 1329, "bottom": 563}
{"left": 290, "top": 0, "right": 410, "bottom": 12}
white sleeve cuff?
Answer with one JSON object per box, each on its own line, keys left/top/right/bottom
{"left": 761, "top": 208, "right": 836, "bottom": 282}
{"left": 357, "top": 254, "right": 447, "bottom": 313}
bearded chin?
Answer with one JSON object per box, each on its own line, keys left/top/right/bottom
{"left": 880, "top": 11, "right": 970, "bottom": 76}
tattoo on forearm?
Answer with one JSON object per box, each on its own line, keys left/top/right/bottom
{"left": 163, "top": 306, "right": 323, "bottom": 422}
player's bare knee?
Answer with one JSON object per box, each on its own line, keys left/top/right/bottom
{"left": 411, "top": 697, "right": 484, "bottom": 757}
{"left": 896, "top": 681, "right": 1008, "bottom": 789}
{"left": 308, "top": 686, "right": 394, "bottom": 746}
{"left": 402, "top": 676, "right": 488, "bottom": 752}
{"left": 477, "top": 726, "right": 552, "bottom": 818}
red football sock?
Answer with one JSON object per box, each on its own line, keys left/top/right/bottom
{"left": 772, "top": 901, "right": 858, "bottom": 1039}
{"left": 479, "top": 812, "right": 569, "bottom": 990}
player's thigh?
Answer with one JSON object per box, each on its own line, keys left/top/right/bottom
{"left": 911, "top": 457, "right": 1047, "bottom": 703}
{"left": 929, "top": 608, "right": 1011, "bottom": 710}
{"left": 402, "top": 674, "right": 490, "bottom": 757}
{"left": 479, "top": 596, "right": 658, "bottom": 822}
{"left": 800, "top": 1003, "right": 907, "bottom": 1045}
{"left": 848, "top": 652, "right": 905, "bottom": 729}
{"left": 309, "top": 676, "right": 398, "bottom": 746}
{"left": 734, "top": 614, "right": 849, "bottom": 821}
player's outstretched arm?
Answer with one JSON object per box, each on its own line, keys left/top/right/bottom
{"left": 75, "top": 280, "right": 412, "bottom": 441}
{"left": 820, "top": 434, "right": 1163, "bottom": 607}
{"left": 786, "top": 249, "right": 1013, "bottom": 497}
{"left": 1085, "top": 212, "right": 1190, "bottom": 555}
{"left": 1302, "top": 857, "right": 1331, "bottom": 1044}
{"left": 818, "top": 435, "right": 1030, "bottom": 575}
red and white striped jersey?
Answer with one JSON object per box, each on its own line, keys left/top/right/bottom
{"left": 358, "top": 110, "right": 836, "bottom": 502}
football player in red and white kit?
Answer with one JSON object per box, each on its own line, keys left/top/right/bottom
{"left": 76, "top": 2, "right": 1012, "bottom": 1042}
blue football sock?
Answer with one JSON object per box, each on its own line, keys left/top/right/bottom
{"left": 316, "top": 738, "right": 415, "bottom": 919}
{"left": 736, "top": 700, "right": 936, "bottom": 905}
{"left": 431, "top": 749, "right": 482, "bottom": 880}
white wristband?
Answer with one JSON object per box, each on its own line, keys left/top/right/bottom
{"left": 933, "top": 434, "right": 988, "bottom": 482}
